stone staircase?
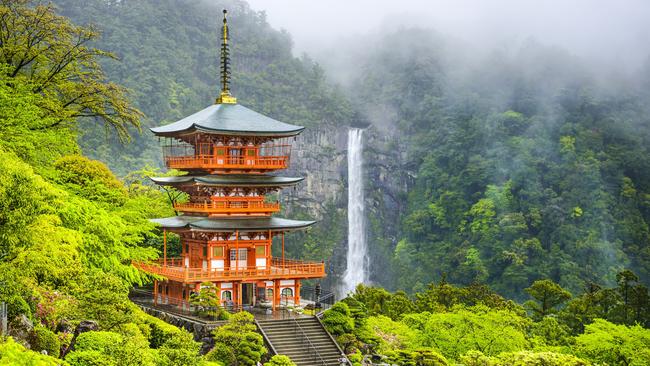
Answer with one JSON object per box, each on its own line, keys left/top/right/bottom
{"left": 256, "top": 317, "right": 348, "bottom": 366}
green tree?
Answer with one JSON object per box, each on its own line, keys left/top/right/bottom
{"left": 54, "top": 155, "right": 128, "bottom": 205}
{"left": 616, "top": 269, "right": 639, "bottom": 324}
{"left": 0, "top": 0, "right": 141, "bottom": 142}
{"left": 352, "top": 284, "right": 391, "bottom": 316}
{"left": 72, "top": 272, "right": 133, "bottom": 330}
{"left": 385, "top": 291, "right": 416, "bottom": 320}
{"left": 190, "top": 282, "right": 226, "bottom": 320}
{"left": 420, "top": 305, "right": 531, "bottom": 360}
{"left": 524, "top": 280, "right": 572, "bottom": 320}
{"left": 0, "top": 70, "right": 78, "bottom": 167}
{"left": 461, "top": 350, "right": 588, "bottom": 366}
{"left": 575, "top": 319, "right": 650, "bottom": 366}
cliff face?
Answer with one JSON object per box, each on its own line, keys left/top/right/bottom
{"left": 284, "top": 128, "right": 347, "bottom": 218}
{"left": 282, "top": 122, "right": 408, "bottom": 292}
{"left": 363, "top": 125, "right": 409, "bottom": 290}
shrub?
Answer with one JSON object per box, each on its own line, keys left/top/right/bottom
{"left": 383, "top": 348, "right": 449, "bottom": 366}
{"left": 321, "top": 302, "right": 354, "bottom": 336}
{"left": 29, "top": 325, "right": 61, "bottom": 357}
{"left": 264, "top": 354, "right": 296, "bottom": 366}
{"left": 133, "top": 309, "right": 183, "bottom": 348}
{"left": 210, "top": 312, "right": 266, "bottom": 366}
{"left": 0, "top": 337, "right": 64, "bottom": 366}
{"left": 73, "top": 331, "right": 123, "bottom": 354}
{"left": 205, "top": 343, "right": 236, "bottom": 365}
{"left": 156, "top": 331, "right": 202, "bottom": 366}
{"left": 66, "top": 350, "right": 117, "bottom": 366}
{"left": 460, "top": 350, "right": 588, "bottom": 366}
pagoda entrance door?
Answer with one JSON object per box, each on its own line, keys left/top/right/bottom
{"left": 230, "top": 248, "right": 247, "bottom": 269}
{"left": 241, "top": 283, "right": 254, "bottom": 306}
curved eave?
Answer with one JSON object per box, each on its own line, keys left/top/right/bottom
{"left": 149, "top": 103, "right": 305, "bottom": 138}
{"left": 149, "top": 175, "right": 304, "bottom": 188}
{"left": 150, "top": 216, "right": 315, "bottom": 232}
{"left": 150, "top": 126, "right": 304, "bottom": 138}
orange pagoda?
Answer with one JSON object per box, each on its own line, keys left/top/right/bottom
{"left": 133, "top": 10, "right": 325, "bottom": 311}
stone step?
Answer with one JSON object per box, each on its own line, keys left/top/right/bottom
{"left": 256, "top": 317, "right": 348, "bottom": 365}
{"left": 266, "top": 332, "right": 334, "bottom": 340}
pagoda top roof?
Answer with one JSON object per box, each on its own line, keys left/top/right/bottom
{"left": 149, "top": 175, "right": 303, "bottom": 187}
{"left": 150, "top": 216, "right": 315, "bottom": 232}
{"left": 150, "top": 103, "right": 304, "bottom": 137}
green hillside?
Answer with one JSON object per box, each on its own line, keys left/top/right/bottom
{"left": 349, "top": 29, "right": 650, "bottom": 298}
{"left": 0, "top": 1, "right": 649, "bottom": 365}
{"left": 55, "top": 0, "right": 354, "bottom": 176}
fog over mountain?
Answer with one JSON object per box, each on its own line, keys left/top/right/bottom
{"left": 246, "top": 0, "right": 650, "bottom": 79}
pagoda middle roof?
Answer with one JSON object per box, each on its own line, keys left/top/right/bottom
{"left": 150, "top": 175, "right": 303, "bottom": 187}
{"left": 151, "top": 216, "right": 315, "bottom": 231}
{"left": 150, "top": 103, "right": 304, "bottom": 137}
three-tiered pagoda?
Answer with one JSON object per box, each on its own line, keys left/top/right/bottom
{"left": 133, "top": 10, "right": 325, "bottom": 311}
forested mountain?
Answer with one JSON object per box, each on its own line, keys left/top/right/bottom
{"left": 51, "top": 0, "right": 650, "bottom": 300}
{"left": 341, "top": 29, "right": 650, "bottom": 298}
{"left": 50, "top": 0, "right": 650, "bottom": 298}
{"left": 55, "top": 0, "right": 354, "bottom": 176}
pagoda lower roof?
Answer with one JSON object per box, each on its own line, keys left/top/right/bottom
{"left": 150, "top": 175, "right": 303, "bottom": 187}
{"left": 150, "top": 216, "right": 315, "bottom": 231}
{"left": 150, "top": 103, "right": 304, "bottom": 137}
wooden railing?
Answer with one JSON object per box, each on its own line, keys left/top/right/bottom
{"left": 165, "top": 155, "right": 289, "bottom": 171}
{"left": 174, "top": 200, "right": 280, "bottom": 215}
{"left": 133, "top": 257, "right": 325, "bottom": 282}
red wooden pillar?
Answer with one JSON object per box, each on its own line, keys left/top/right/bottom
{"left": 294, "top": 280, "right": 301, "bottom": 306}
{"left": 153, "top": 280, "right": 158, "bottom": 305}
{"left": 235, "top": 230, "right": 239, "bottom": 270}
{"left": 163, "top": 229, "right": 167, "bottom": 267}
{"left": 237, "top": 282, "right": 243, "bottom": 309}
{"left": 281, "top": 232, "right": 285, "bottom": 271}
{"left": 272, "top": 279, "right": 280, "bottom": 311}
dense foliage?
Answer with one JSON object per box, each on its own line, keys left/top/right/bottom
{"left": 52, "top": 0, "right": 355, "bottom": 176}
{"left": 349, "top": 28, "right": 650, "bottom": 298}
{"left": 206, "top": 312, "right": 267, "bottom": 366}
{"left": 325, "top": 283, "right": 650, "bottom": 365}
{"left": 0, "top": 1, "right": 210, "bottom": 364}
{"left": 47, "top": 0, "right": 650, "bottom": 303}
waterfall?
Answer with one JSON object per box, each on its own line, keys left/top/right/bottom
{"left": 340, "top": 128, "right": 367, "bottom": 298}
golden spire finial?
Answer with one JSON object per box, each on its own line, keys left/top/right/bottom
{"left": 216, "top": 9, "right": 237, "bottom": 104}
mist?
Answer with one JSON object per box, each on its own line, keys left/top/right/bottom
{"left": 245, "top": 0, "right": 650, "bottom": 80}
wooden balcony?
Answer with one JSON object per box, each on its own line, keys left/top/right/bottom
{"left": 174, "top": 197, "right": 280, "bottom": 216}
{"left": 165, "top": 155, "right": 289, "bottom": 172}
{"left": 133, "top": 257, "right": 326, "bottom": 283}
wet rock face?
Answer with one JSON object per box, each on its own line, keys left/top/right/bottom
{"left": 285, "top": 124, "right": 407, "bottom": 290}
{"left": 199, "top": 336, "right": 215, "bottom": 355}
{"left": 8, "top": 314, "right": 33, "bottom": 348}
{"left": 56, "top": 319, "right": 74, "bottom": 334}
{"left": 285, "top": 127, "right": 347, "bottom": 218}
{"left": 75, "top": 320, "right": 99, "bottom": 335}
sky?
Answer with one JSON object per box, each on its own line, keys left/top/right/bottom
{"left": 244, "top": 0, "right": 650, "bottom": 72}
